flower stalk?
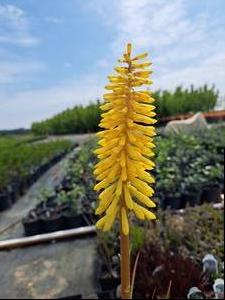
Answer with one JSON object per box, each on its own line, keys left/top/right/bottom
{"left": 120, "top": 218, "right": 131, "bottom": 299}
{"left": 94, "top": 43, "right": 157, "bottom": 299}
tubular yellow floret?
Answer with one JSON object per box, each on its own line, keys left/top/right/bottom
{"left": 94, "top": 43, "right": 157, "bottom": 235}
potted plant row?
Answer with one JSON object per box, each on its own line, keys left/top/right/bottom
{"left": 96, "top": 232, "right": 121, "bottom": 299}
{"left": 0, "top": 140, "right": 74, "bottom": 212}
{"left": 154, "top": 129, "right": 224, "bottom": 210}
{"left": 22, "top": 186, "right": 96, "bottom": 236}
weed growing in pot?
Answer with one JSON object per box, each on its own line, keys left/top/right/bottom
{"left": 130, "top": 226, "right": 145, "bottom": 254}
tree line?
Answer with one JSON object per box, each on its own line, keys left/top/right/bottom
{"left": 31, "top": 85, "right": 218, "bottom": 135}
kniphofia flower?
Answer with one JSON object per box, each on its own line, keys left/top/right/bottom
{"left": 94, "top": 43, "right": 157, "bottom": 235}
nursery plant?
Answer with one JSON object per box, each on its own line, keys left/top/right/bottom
{"left": 94, "top": 43, "right": 157, "bottom": 299}
{"left": 96, "top": 203, "right": 224, "bottom": 299}
{"left": 0, "top": 138, "right": 72, "bottom": 211}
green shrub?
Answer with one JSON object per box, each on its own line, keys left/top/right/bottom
{"left": 154, "top": 85, "right": 218, "bottom": 118}
{"left": 0, "top": 137, "right": 72, "bottom": 190}
{"left": 31, "top": 102, "right": 101, "bottom": 135}
{"left": 31, "top": 85, "right": 218, "bottom": 135}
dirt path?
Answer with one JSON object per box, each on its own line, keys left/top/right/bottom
{"left": 0, "top": 237, "right": 98, "bottom": 299}
{"left": 34, "top": 133, "right": 95, "bottom": 144}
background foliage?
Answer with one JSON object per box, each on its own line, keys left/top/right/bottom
{"left": 31, "top": 85, "right": 218, "bottom": 135}
{"left": 32, "top": 102, "right": 101, "bottom": 135}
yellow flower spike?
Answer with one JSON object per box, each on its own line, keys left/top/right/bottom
{"left": 127, "top": 43, "right": 132, "bottom": 56}
{"left": 133, "top": 202, "right": 145, "bottom": 220}
{"left": 96, "top": 215, "right": 107, "bottom": 230}
{"left": 94, "top": 43, "right": 157, "bottom": 238}
{"left": 131, "top": 52, "right": 148, "bottom": 61}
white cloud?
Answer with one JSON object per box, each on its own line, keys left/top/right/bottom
{"left": 0, "top": 61, "right": 46, "bottom": 84}
{"left": 0, "top": 74, "right": 104, "bottom": 129}
{"left": 0, "top": 4, "right": 25, "bottom": 28}
{"left": 0, "top": 4, "right": 39, "bottom": 47}
{"left": 153, "top": 51, "right": 225, "bottom": 92}
{"left": 1, "top": 0, "right": 224, "bottom": 130}
{"left": 44, "top": 17, "right": 64, "bottom": 24}
{"left": 0, "top": 4, "right": 44, "bottom": 87}
{"left": 87, "top": 0, "right": 225, "bottom": 95}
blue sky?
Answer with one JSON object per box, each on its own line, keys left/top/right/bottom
{"left": 0, "top": 0, "right": 225, "bottom": 129}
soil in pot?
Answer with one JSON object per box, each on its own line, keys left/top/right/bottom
{"left": 164, "top": 196, "right": 181, "bottom": 210}
{"left": 0, "top": 191, "right": 12, "bottom": 211}
{"left": 201, "top": 184, "right": 221, "bottom": 203}
{"left": 181, "top": 191, "right": 201, "bottom": 208}
{"left": 42, "top": 212, "right": 65, "bottom": 233}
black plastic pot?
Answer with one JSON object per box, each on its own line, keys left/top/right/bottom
{"left": 97, "top": 290, "right": 115, "bottom": 299}
{"left": 216, "top": 146, "right": 224, "bottom": 155}
{"left": 153, "top": 192, "right": 165, "bottom": 209}
{"left": 32, "top": 172, "right": 39, "bottom": 183}
{"left": 26, "top": 175, "right": 32, "bottom": 187}
{"left": 51, "top": 156, "right": 58, "bottom": 164}
{"left": 99, "top": 274, "right": 120, "bottom": 292}
{"left": 36, "top": 167, "right": 42, "bottom": 178}
{"left": 63, "top": 213, "right": 86, "bottom": 229}
{"left": 35, "top": 201, "right": 46, "bottom": 214}
{"left": 82, "top": 212, "right": 96, "bottom": 225}
{"left": 46, "top": 196, "right": 57, "bottom": 208}
{"left": 55, "top": 184, "right": 63, "bottom": 194}
{"left": 42, "top": 213, "right": 65, "bottom": 233}
{"left": 164, "top": 196, "right": 181, "bottom": 210}
{"left": 40, "top": 164, "right": 48, "bottom": 175}
{"left": 9, "top": 190, "right": 17, "bottom": 204}
{"left": 57, "top": 295, "right": 82, "bottom": 299}
{"left": 19, "top": 179, "right": 28, "bottom": 195}
{"left": 181, "top": 191, "right": 201, "bottom": 207}
{"left": 9, "top": 182, "right": 20, "bottom": 204}
{"left": 27, "top": 172, "right": 38, "bottom": 186}
{"left": 0, "top": 192, "right": 12, "bottom": 211}
{"left": 61, "top": 178, "right": 73, "bottom": 192}
{"left": 22, "top": 217, "right": 43, "bottom": 236}
{"left": 201, "top": 184, "right": 221, "bottom": 203}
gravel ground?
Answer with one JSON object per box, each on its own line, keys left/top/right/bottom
{"left": 0, "top": 237, "right": 98, "bottom": 299}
